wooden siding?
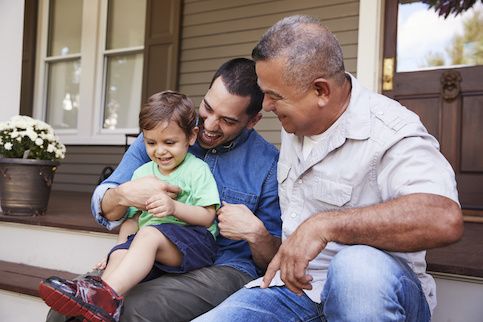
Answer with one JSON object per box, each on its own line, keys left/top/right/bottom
{"left": 53, "top": 145, "right": 125, "bottom": 192}
{"left": 179, "top": 0, "right": 360, "bottom": 146}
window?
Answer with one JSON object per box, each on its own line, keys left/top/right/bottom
{"left": 34, "top": 0, "right": 146, "bottom": 144}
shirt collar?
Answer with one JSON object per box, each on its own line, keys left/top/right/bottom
{"left": 340, "top": 73, "right": 371, "bottom": 141}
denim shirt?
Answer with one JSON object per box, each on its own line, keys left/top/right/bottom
{"left": 91, "top": 129, "right": 282, "bottom": 278}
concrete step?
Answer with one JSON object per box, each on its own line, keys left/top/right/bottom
{"left": 0, "top": 191, "right": 117, "bottom": 274}
{"left": 0, "top": 260, "right": 77, "bottom": 322}
{"left": 0, "top": 221, "right": 116, "bottom": 274}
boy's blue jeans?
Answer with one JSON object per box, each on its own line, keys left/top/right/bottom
{"left": 193, "top": 245, "right": 431, "bottom": 322}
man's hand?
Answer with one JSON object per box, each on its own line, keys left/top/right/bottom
{"left": 262, "top": 216, "right": 329, "bottom": 295}
{"left": 217, "top": 202, "right": 264, "bottom": 242}
{"left": 118, "top": 175, "right": 180, "bottom": 210}
{"left": 146, "top": 192, "right": 176, "bottom": 217}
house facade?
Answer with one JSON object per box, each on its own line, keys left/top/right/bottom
{"left": 0, "top": 1, "right": 482, "bottom": 321}
{"left": 1, "top": 0, "right": 383, "bottom": 192}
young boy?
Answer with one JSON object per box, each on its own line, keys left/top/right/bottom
{"left": 39, "top": 91, "right": 220, "bottom": 322}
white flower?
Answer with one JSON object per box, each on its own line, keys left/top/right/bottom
{"left": 0, "top": 115, "right": 66, "bottom": 160}
{"left": 25, "top": 128, "right": 38, "bottom": 141}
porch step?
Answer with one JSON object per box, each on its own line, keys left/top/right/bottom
{"left": 0, "top": 191, "right": 117, "bottom": 274}
{"left": 0, "top": 260, "right": 77, "bottom": 322}
{"left": 0, "top": 260, "right": 76, "bottom": 297}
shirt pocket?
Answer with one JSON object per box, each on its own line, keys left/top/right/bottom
{"left": 221, "top": 187, "right": 258, "bottom": 212}
{"left": 313, "top": 178, "right": 352, "bottom": 207}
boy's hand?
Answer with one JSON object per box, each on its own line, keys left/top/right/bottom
{"left": 146, "top": 192, "right": 176, "bottom": 217}
{"left": 93, "top": 258, "right": 107, "bottom": 271}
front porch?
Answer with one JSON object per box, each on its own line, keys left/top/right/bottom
{"left": 0, "top": 191, "right": 482, "bottom": 321}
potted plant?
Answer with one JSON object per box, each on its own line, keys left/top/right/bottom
{"left": 0, "top": 115, "right": 66, "bottom": 216}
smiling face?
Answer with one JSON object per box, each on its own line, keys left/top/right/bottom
{"left": 197, "top": 77, "right": 261, "bottom": 149}
{"left": 144, "top": 120, "right": 197, "bottom": 175}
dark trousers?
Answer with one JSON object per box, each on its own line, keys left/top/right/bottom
{"left": 45, "top": 265, "right": 253, "bottom": 322}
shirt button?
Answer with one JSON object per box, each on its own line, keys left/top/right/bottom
{"left": 290, "top": 213, "right": 297, "bottom": 218}
{"left": 298, "top": 179, "right": 303, "bottom": 184}
{"left": 211, "top": 149, "right": 217, "bottom": 154}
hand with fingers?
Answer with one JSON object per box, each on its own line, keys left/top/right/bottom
{"left": 92, "top": 257, "right": 107, "bottom": 271}
{"left": 262, "top": 217, "right": 329, "bottom": 295}
{"left": 119, "top": 175, "right": 180, "bottom": 210}
{"left": 216, "top": 201, "right": 265, "bottom": 241}
{"left": 146, "top": 192, "right": 176, "bottom": 217}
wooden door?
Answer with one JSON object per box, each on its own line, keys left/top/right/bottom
{"left": 382, "top": 0, "right": 483, "bottom": 218}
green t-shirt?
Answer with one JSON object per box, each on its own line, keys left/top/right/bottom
{"left": 127, "top": 153, "right": 220, "bottom": 236}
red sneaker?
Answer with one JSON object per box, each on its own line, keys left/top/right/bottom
{"left": 39, "top": 275, "right": 123, "bottom": 322}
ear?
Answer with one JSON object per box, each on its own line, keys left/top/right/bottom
{"left": 189, "top": 127, "right": 199, "bottom": 145}
{"left": 246, "top": 112, "right": 263, "bottom": 129}
{"left": 313, "top": 78, "right": 330, "bottom": 107}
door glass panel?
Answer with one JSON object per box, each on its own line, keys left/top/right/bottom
{"left": 103, "top": 53, "right": 143, "bottom": 129}
{"left": 46, "top": 60, "right": 81, "bottom": 129}
{"left": 106, "top": 0, "right": 146, "bottom": 50}
{"left": 397, "top": 1, "right": 483, "bottom": 72}
{"left": 48, "top": 0, "right": 83, "bottom": 56}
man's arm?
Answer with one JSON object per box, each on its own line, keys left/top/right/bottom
{"left": 263, "top": 193, "right": 463, "bottom": 293}
{"left": 217, "top": 202, "right": 281, "bottom": 271}
{"left": 91, "top": 134, "right": 150, "bottom": 228}
{"left": 101, "top": 176, "right": 180, "bottom": 221}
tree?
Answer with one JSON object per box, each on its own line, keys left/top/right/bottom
{"left": 424, "top": 9, "right": 483, "bottom": 67}
{"left": 422, "top": 0, "right": 483, "bottom": 18}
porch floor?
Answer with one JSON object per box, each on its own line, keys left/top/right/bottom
{"left": 0, "top": 191, "right": 117, "bottom": 234}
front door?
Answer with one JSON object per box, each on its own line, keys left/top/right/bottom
{"left": 382, "top": 0, "right": 483, "bottom": 219}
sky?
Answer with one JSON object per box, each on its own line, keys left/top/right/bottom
{"left": 397, "top": 1, "right": 482, "bottom": 72}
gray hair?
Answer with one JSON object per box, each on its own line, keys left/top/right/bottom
{"left": 252, "top": 15, "right": 346, "bottom": 90}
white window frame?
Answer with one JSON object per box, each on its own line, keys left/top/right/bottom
{"left": 33, "top": 0, "right": 143, "bottom": 145}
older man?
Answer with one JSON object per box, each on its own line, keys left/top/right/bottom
{"left": 194, "top": 15, "right": 463, "bottom": 322}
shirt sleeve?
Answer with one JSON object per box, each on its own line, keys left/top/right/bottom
{"left": 377, "top": 123, "right": 459, "bottom": 204}
{"left": 90, "top": 133, "right": 150, "bottom": 229}
{"left": 255, "top": 156, "right": 282, "bottom": 239}
{"left": 189, "top": 161, "right": 220, "bottom": 209}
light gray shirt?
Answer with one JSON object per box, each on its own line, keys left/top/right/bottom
{"left": 246, "top": 74, "right": 459, "bottom": 313}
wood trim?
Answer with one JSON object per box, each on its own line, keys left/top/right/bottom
{"left": 463, "top": 209, "right": 483, "bottom": 223}
{"left": 19, "top": 0, "right": 39, "bottom": 117}
{"left": 141, "top": 0, "right": 182, "bottom": 104}
{"left": 0, "top": 260, "right": 76, "bottom": 297}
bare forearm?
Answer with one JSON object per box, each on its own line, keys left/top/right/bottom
{"left": 101, "top": 187, "right": 129, "bottom": 221}
{"left": 173, "top": 203, "right": 216, "bottom": 227}
{"left": 247, "top": 225, "right": 281, "bottom": 271}
{"left": 311, "top": 193, "right": 463, "bottom": 252}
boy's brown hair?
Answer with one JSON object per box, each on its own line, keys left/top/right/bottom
{"left": 139, "top": 90, "right": 197, "bottom": 138}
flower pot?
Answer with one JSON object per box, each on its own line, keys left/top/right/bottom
{"left": 0, "top": 158, "right": 59, "bottom": 216}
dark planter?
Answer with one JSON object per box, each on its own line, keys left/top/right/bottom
{"left": 0, "top": 158, "right": 59, "bottom": 216}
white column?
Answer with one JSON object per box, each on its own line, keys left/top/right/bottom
{"left": 0, "top": 1, "right": 25, "bottom": 122}
{"left": 357, "top": 0, "right": 384, "bottom": 93}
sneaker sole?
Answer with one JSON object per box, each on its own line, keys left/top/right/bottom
{"left": 39, "top": 280, "right": 116, "bottom": 322}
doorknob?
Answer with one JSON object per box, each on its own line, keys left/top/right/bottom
{"left": 383, "top": 58, "right": 394, "bottom": 91}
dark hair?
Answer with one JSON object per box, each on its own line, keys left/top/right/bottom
{"left": 252, "top": 15, "right": 346, "bottom": 90}
{"left": 139, "top": 90, "right": 196, "bottom": 138}
{"left": 209, "top": 58, "right": 263, "bottom": 116}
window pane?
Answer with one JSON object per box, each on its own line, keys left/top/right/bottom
{"left": 103, "top": 53, "right": 143, "bottom": 129}
{"left": 46, "top": 60, "right": 81, "bottom": 129}
{"left": 397, "top": 1, "right": 483, "bottom": 72}
{"left": 48, "top": 0, "right": 83, "bottom": 56}
{"left": 106, "top": 0, "right": 146, "bottom": 49}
